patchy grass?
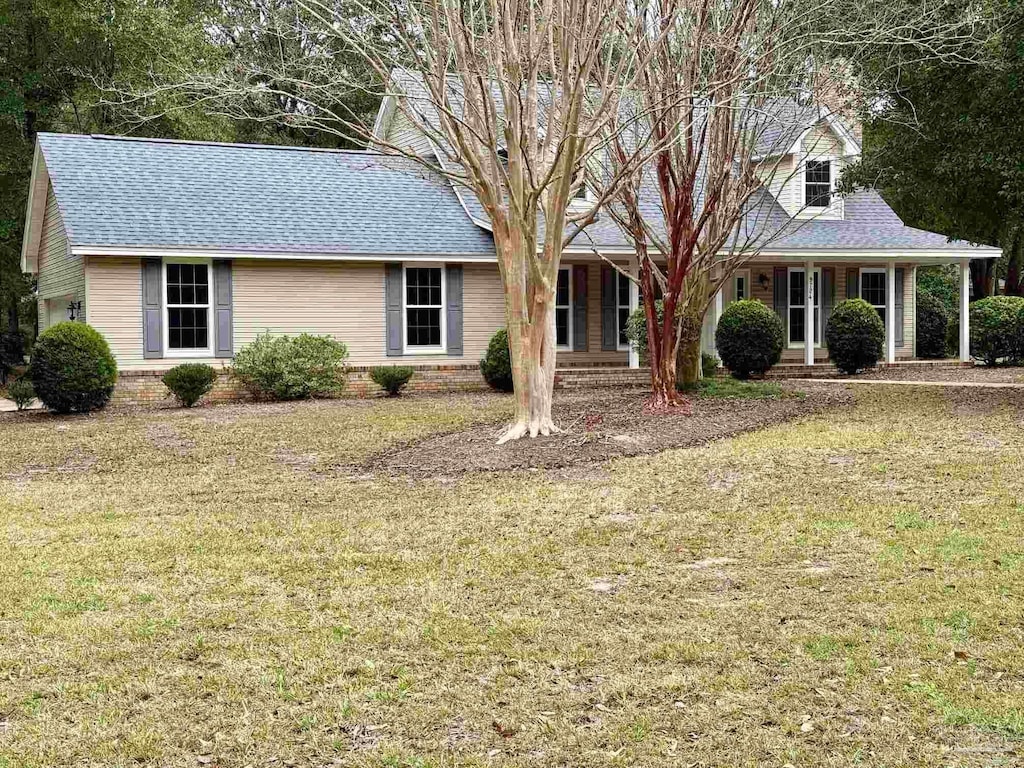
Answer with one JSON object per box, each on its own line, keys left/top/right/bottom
{"left": 1, "top": 387, "right": 1023, "bottom": 766}
{"left": 684, "top": 377, "right": 785, "bottom": 399}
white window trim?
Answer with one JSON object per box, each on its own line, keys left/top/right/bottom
{"left": 859, "top": 267, "right": 887, "bottom": 316}
{"left": 402, "top": 263, "right": 447, "bottom": 355}
{"left": 796, "top": 156, "right": 844, "bottom": 220}
{"left": 163, "top": 257, "right": 214, "bottom": 357}
{"left": 616, "top": 270, "right": 632, "bottom": 352}
{"left": 787, "top": 266, "right": 823, "bottom": 349}
{"left": 556, "top": 266, "right": 573, "bottom": 350}
{"left": 732, "top": 269, "right": 751, "bottom": 302}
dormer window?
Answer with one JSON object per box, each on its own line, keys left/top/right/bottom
{"left": 805, "top": 160, "right": 832, "bottom": 208}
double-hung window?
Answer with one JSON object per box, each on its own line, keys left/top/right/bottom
{"left": 165, "top": 261, "right": 212, "bottom": 354}
{"left": 555, "top": 268, "right": 572, "bottom": 348}
{"left": 860, "top": 268, "right": 886, "bottom": 324}
{"left": 804, "top": 160, "right": 832, "bottom": 208}
{"left": 788, "top": 267, "right": 822, "bottom": 347}
{"left": 404, "top": 266, "right": 445, "bottom": 351}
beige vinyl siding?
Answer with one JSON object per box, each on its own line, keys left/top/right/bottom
{"left": 85, "top": 256, "right": 636, "bottom": 371}
{"left": 801, "top": 123, "right": 842, "bottom": 156}
{"left": 754, "top": 155, "right": 796, "bottom": 215}
{"left": 384, "top": 108, "right": 435, "bottom": 157}
{"left": 36, "top": 184, "right": 85, "bottom": 329}
{"left": 745, "top": 262, "right": 913, "bottom": 361}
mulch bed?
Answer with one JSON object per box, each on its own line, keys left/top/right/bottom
{"left": 367, "top": 382, "right": 852, "bottom": 476}
{"left": 852, "top": 365, "right": 1024, "bottom": 384}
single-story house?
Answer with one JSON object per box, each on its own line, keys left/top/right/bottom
{"left": 20, "top": 103, "right": 999, "bottom": 398}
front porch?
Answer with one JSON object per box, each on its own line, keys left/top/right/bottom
{"left": 699, "top": 257, "right": 974, "bottom": 367}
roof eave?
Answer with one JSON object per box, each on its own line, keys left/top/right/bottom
{"left": 20, "top": 143, "right": 48, "bottom": 274}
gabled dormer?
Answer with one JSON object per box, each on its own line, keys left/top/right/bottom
{"left": 755, "top": 110, "right": 861, "bottom": 221}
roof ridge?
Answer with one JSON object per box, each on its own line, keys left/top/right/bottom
{"left": 40, "top": 132, "right": 381, "bottom": 156}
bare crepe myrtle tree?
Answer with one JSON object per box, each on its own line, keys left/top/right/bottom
{"left": 592, "top": 0, "right": 988, "bottom": 405}
{"left": 109, "top": 0, "right": 665, "bottom": 442}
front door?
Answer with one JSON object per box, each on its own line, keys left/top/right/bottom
{"left": 788, "top": 268, "right": 821, "bottom": 347}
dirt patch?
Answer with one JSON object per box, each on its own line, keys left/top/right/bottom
{"left": 274, "top": 448, "right": 320, "bottom": 474}
{"left": 145, "top": 423, "right": 195, "bottom": 455}
{"left": 368, "top": 383, "right": 850, "bottom": 476}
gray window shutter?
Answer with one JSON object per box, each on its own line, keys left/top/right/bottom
{"left": 600, "top": 266, "right": 617, "bottom": 350}
{"left": 213, "top": 260, "right": 233, "bottom": 358}
{"left": 773, "top": 267, "right": 787, "bottom": 338}
{"left": 823, "top": 267, "right": 835, "bottom": 328}
{"left": 572, "top": 265, "right": 588, "bottom": 351}
{"left": 846, "top": 268, "right": 859, "bottom": 299}
{"left": 446, "top": 264, "right": 463, "bottom": 356}
{"left": 141, "top": 258, "right": 163, "bottom": 359}
{"left": 895, "top": 268, "right": 905, "bottom": 347}
{"left": 385, "top": 264, "right": 404, "bottom": 356}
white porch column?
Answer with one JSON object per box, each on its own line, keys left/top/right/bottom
{"left": 911, "top": 265, "right": 919, "bottom": 358}
{"left": 804, "top": 259, "right": 815, "bottom": 366}
{"left": 960, "top": 259, "right": 971, "bottom": 362}
{"left": 713, "top": 287, "right": 724, "bottom": 344}
{"left": 628, "top": 261, "right": 640, "bottom": 369}
{"left": 885, "top": 260, "right": 896, "bottom": 364}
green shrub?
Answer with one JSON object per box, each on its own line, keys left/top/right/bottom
{"left": 480, "top": 328, "right": 513, "bottom": 392}
{"left": 825, "top": 298, "right": 885, "bottom": 374}
{"left": 30, "top": 322, "right": 117, "bottom": 413}
{"left": 701, "top": 352, "right": 720, "bottom": 378}
{"left": 232, "top": 332, "right": 349, "bottom": 400}
{"left": 162, "top": 363, "right": 218, "bottom": 407}
{"left": 5, "top": 377, "right": 35, "bottom": 410}
{"left": 969, "top": 296, "right": 1024, "bottom": 365}
{"left": 370, "top": 365, "right": 415, "bottom": 397}
{"left": 624, "top": 300, "right": 664, "bottom": 361}
{"left": 714, "top": 300, "right": 784, "bottom": 379}
{"left": 917, "top": 290, "right": 951, "bottom": 359}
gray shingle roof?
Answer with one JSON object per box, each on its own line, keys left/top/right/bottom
{"left": 38, "top": 133, "right": 496, "bottom": 256}
{"left": 39, "top": 131, "right": 998, "bottom": 259}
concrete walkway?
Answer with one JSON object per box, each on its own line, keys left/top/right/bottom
{"left": 793, "top": 378, "right": 1024, "bottom": 389}
{"left": 0, "top": 397, "right": 42, "bottom": 412}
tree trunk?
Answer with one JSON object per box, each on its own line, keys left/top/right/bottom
{"left": 676, "top": 337, "right": 701, "bottom": 388}
{"left": 495, "top": 231, "right": 560, "bottom": 444}
{"left": 971, "top": 258, "right": 994, "bottom": 299}
{"left": 1005, "top": 236, "right": 1023, "bottom": 296}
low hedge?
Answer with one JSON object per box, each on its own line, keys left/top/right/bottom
{"left": 370, "top": 365, "right": 415, "bottom": 397}
{"left": 30, "top": 322, "right": 117, "bottom": 413}
{"left": 480, "top": 328, "right": 513, "bottom": 392}
{"left": 232, "top": 332, "right": 349, "bottom": 400}
{"left": 969, "top": 296, "right": 1024, "bottom": 365}
{"left": 825, "top": 298, "right": 885, "bottom": 374}
{"left": 916, "top": 289, "right": 951, "bottom": 359}
{"left": 162, "top": 363, "right": 218, "bottom": 407}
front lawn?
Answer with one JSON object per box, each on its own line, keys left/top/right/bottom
{"left": 1, "top": 387, "right": 1022, "bottom": 766}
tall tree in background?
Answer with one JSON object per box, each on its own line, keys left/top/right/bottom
{"left": 841, "top": 1, "right": 1022, "bottom": 298}
{"left": 0, "top": 0, "right": 229, "bottom": 343}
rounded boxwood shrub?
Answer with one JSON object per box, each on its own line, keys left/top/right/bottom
{"left": 969, "top": 295, "right": 1024, "bottom": 365}
{"left": 916, "top": 289, "right": 951, "bottom": 359}
{"left": 715, "top": 300, "right": 785, "bottom": 379}
{"left": 824, "top": 298, "right": 885, "bottom": 374}
{"left": 624, "top": 300, "right": 664, "bottom": 361}
{"left": 231, "top": 332, "right": 349, "bottom": 400}
{"left": 480, "top": 328, "right": 513, "bottom": 392}
{"left": 162, "top": 363, "right": 218, "bottom": 407}
{"left": 30, "top": 322, "right": 117, "bottom": 413}
{"left": 370, "top": 365, "right": 415, "bottom": 397}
